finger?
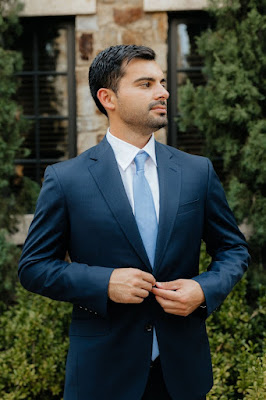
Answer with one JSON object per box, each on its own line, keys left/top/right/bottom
{"left": 155, "top": 280, "right": 181, "bottom": 290}
{"left": 134, "top": 288, "right": 150, "bottom": 299}
{"left": 164, "top": 308, "right": 184, "bottom": 316}
{"left": 140, "top": 271, "right": 156, "bottom": 285}
{"left": 152, "top": 287, "right": 180, "bottom": 301}
{"left": 131, "top": 277, "right": 153, "bottom": 291}
{"left": 154, "top": 296, "right": 178, "bottom": 309}
{"left": 140, "top": 281, "right": 153, "bottom": 292}
{"left": 127, "top": 296, "right": 144, "bottom": 304}
{"left": 155, "top": 297, "right": 187, "bottom": 315}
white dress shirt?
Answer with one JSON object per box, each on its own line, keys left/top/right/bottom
{"left": 106, "top": 128, "right": 160, "bottom": 221}
{"left": 106, "top": 128, "right": 160, "bottom": 360}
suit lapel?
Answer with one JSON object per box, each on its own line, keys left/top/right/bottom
{"left": 87, "top": 137, "right": 152, "bottom": 271}
{"left": 154, "top": 143, "right": 181, "bottom": 274}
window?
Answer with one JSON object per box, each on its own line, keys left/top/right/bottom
{"left": 168, "top": 12, "right": 209, "bottom": 149}
{"left": 15, "top": 18, "right": 76, "bottom": 183}
{"left": 168, "top": 12, "right": 224, "bottom": 176}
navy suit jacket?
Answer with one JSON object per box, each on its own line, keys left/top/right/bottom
{"left": 18, "top": 137, "right": 250, "bottom": 400}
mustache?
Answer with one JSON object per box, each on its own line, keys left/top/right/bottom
{"left": 148, "top": 100, "right": 167, "bottom": 111}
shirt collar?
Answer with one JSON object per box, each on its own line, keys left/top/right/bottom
{"left": 106, "top": 128, "right": 157, "bottom": 171}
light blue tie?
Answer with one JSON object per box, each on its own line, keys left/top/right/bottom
{"left": 133, "top": 151, "right": 159, "bottom": 360}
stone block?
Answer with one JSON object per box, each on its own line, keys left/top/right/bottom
{"left": 151, "top": 13, "right": 168, "bottom": 42}
{"left": 122, "top": 30, "right": 143, "bottom": 46}
{"left": 8, "top": 214, "right": 33, "bottom": 245}
{"left": 128, "top": 17, "right": 152, "bottom": 32}
{"left": 77, "top": 115, "right": 107, "bottom": 134}
{"left": 150, "top": 43, "right": 167, "bottom": 71}
{"left": 78, "top": 131, "right": 97, "bottom": 153}
{"left": 143, "top": 0, "right": 207, "bottom": 12}
{"left": 77, "top": 128, "right": 107, "bottom": 154}
{"left": 76, "top": 66, "right": 90, "bottom": 85}
{"left": 98, "top": 28, "right": 122, "bottom": 48}
{"left": 20, "top": 0, "right": 96, "bottom": 16}
{"left": 98, "top": 5, "right": 115, "bottom": 27}
{"left": 79, "top": 33, "right": 94, "bottom": 61}
{"left": 114, "top": 7, "right": 143, "bottom": 26}
{"left": 76, "top": 15, "right": 99, "bottom": 31}
{"left": 97, "top": 134, "right": 105, "bottom": 143}
{"left": 154, "top": 128, "right": 167, "bottom": 144}
{"left": 76, "top": 77, "right": 95, "bottom": 117}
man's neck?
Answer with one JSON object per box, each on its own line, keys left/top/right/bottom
{"left": 109, "top": 123, "right": 153, "bottom": 149}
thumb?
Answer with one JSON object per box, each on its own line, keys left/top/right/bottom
{"left": 156, "top": 280, "right": 180, "bottom": 290}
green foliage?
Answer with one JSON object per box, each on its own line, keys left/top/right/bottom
{"left": 241, "top": 352, "right": 266, "bottom": 400}
{"left": 0, "top": 0, "right": 39, "bottom": 235}
{"left": 178, "top": 0, "right": 266, "bottom": 253}
{"left": 181, "top": 14, "right": 266, "bottom": 388}
{"left": 0, "top": 0, "right": 40, "bottom": 310}
{"left": 0, "top": 1, "right": 23, "bottom": 46}
{"left": 199, "top": 246, "right": 266, "bottom": 400}
{"left": 207, "top": 283, "right": 265, "bottom": 399}
{"left": 0, "top": 231, "right": 20, "bottom": 311}
{"left": 0, "top": 285, "right": 72, "bottom": 400}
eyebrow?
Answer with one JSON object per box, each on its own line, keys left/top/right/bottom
{"left": 133, "top": 77, "right": 166, "bottom": 84}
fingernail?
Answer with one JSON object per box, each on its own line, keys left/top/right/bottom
{"left": 156, "top": 282, "right": 162, "bottom": 287}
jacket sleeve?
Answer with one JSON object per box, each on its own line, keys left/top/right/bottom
{"left": 192, "top": 159, "right": 250, "bottom": 318}
{"left": 18, "top": 165, "right": 114, "bottom": 317}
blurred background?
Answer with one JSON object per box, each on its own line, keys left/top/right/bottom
{"left": 0, "top": 0, "right": 265, "bottom": 399}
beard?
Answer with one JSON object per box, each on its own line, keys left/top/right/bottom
{"left": 145, "top": 114, "right": 168, "bottom": 131}
{"left": 117, "top": 99, "right": 168, "bottom": 134}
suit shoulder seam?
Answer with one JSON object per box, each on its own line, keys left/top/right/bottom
{"left": 49, "top": 165, "right": 69, "bottom": 214}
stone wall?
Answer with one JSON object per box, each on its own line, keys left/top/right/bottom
{"left": 75, "top": 0, "right": 168, "bottom": 154}
{"left": 20, "top": 0, "right": 96, "bottom": 16}
{"left": 144, "top": 0, "right": 207, "bottom": 12}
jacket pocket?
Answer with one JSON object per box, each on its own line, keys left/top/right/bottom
{"left": 69, "top": 318, "right": 110, "bottom": 337}
{"left": 177, "top": 198, "right": 199, "bottom": 215}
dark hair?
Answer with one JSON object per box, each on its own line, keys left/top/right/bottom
{"left": 88, "top": 45, "right": 156, "bottom": 116}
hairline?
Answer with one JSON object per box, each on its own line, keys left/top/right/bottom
{"left": 113, "top": 57, "right": 157, "bottom": 93}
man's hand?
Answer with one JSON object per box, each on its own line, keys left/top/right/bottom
{"left": 108, "top": 268, "right": 156, "bottom": 304}
{"left": 152, "top": 279, "right": 205, "bottom": 316}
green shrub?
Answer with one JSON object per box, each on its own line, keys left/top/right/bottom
{"left": 240, "top": 352, "right": 266, "bottom": 400}
{"left": 0, "top": 285, "right": 72, "bottom": 400}
{"left": 0, "top": 231, "right": 20, "bottom": 311}
{"left": 0, "top": 0, "right": 40, "bottom": 311}
{"left": 178, "top": 0, "right": 266, "bottom": 255}
{"left": 200, "top": 249, "right": 266, "bottom": 399}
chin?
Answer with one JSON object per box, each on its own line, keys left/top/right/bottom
{"left": 154, "top": 118, "right": 168, "bottom": 130}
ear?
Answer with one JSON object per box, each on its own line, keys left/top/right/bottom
{"left": 97, "top": 88, "right": 116, "bottom": 113}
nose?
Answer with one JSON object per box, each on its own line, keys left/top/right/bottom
{"left": 154, "top": 84, "right": 169, "bottom": 100}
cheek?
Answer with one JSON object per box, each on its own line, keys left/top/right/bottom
{"left": 120, "top": 97, "right": 147, "bottom": 114}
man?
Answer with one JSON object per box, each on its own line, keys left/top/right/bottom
{"left": 19, "top": 45, "right": 250, "bottom": 400}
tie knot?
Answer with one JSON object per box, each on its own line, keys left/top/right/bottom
{"left": 134, "top": 152, "right": 149, "bottom": 172}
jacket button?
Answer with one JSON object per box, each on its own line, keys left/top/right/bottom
{"left": 145, "top": 324, "right": 153, "bottom": 332}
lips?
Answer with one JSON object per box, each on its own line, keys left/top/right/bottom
{"left": 151, "top": 106, "right": 167, "bottom": 113}
{"left": 149, "top": 101, "right": 167, "bottom": 113}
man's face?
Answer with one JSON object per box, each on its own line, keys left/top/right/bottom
{"left": 113, "top": 59, "right": 169, "bottom": 134}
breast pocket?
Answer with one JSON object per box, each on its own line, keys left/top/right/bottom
{"left": 177, "top": 198, "right": 199, "bottom": 216}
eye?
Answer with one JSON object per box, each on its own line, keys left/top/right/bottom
{"left": 141, "top": 82, "right": 150, "bottom": 88}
